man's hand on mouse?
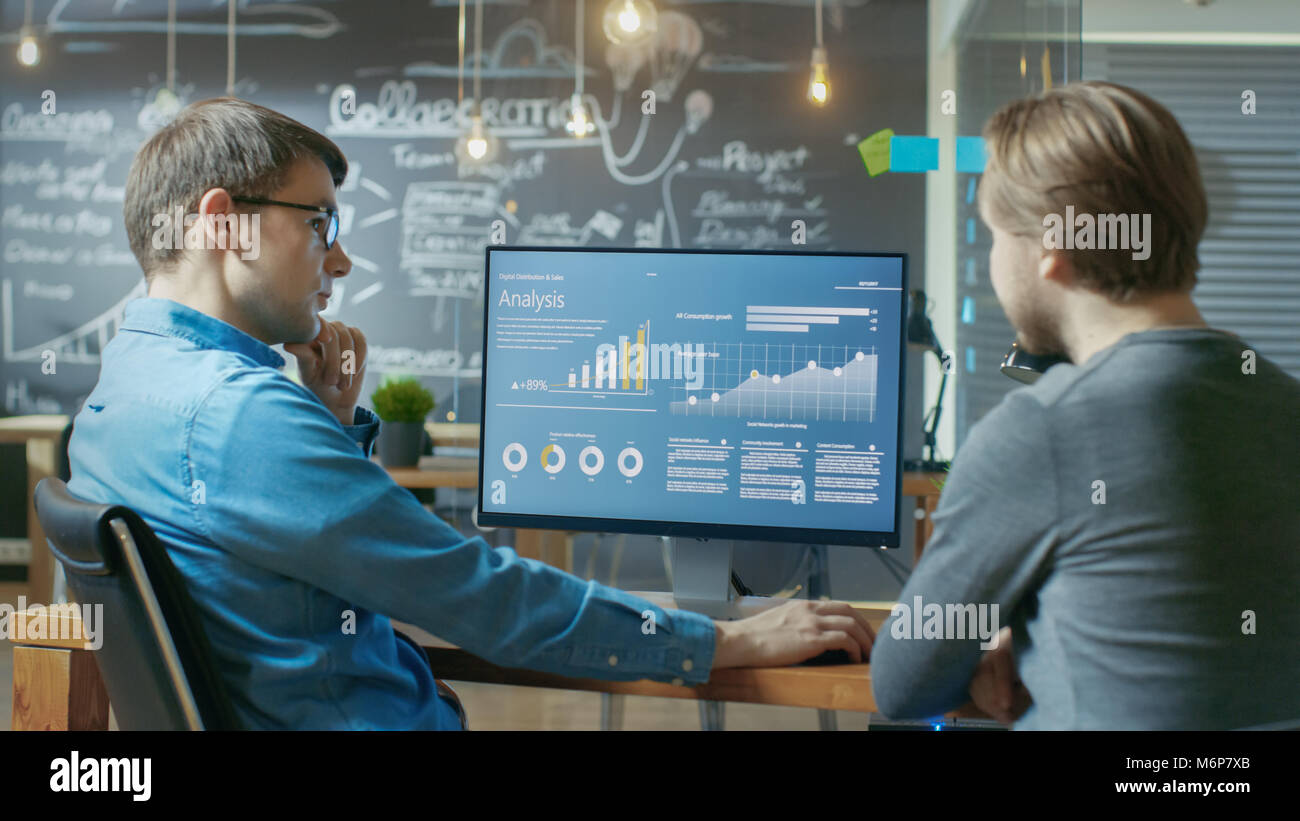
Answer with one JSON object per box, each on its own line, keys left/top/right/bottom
{"left": 286, "top": 320, "right": 368, "bottom": 428}
{"left": 968, "top": 626, "right": 1032, "bottom": 724}
{"left": 711, "top": 599, "right": 876, "bottom": 668}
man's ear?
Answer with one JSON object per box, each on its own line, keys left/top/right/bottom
{"left": 1038, "top": 248, "right": 1074, "bottom": 288}
{"left": 196, "top": 188, "right": 235, "bottom": 251}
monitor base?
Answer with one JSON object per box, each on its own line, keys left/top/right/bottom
{"left": 671, "top": 594, "right": 790, "bottom": 621}
{"left": 669, "top": 538, "right": 790, "bottom": 620}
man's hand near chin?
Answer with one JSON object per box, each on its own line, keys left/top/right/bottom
{"left": 285, "top": 320, "right": 368, "bottom": 427}
{"left": 968, "top": 626, "right": 1032, "bottom": 725}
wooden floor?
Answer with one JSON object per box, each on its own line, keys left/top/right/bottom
{"left": 0, "top": 584, "right": 868, "bottom": 731}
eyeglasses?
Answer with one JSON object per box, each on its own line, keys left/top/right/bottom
{"left": 231, "top": 196, "right": 340, "bottom": 249}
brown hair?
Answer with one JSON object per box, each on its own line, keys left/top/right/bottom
{"left": 979, "top": 81, "right": 1207, "bottom": 302}
{"left": 123, "top": 97, "right": 347, "bottom": 281}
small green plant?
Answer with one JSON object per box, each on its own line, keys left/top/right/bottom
{"left": 370, "top": 376, "right": 435, "bottom": 423}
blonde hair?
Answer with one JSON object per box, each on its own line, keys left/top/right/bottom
{"left": 979, "top": 81, "right": 1207, "bottom": 302}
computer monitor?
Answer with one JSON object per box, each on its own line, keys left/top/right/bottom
{"left": 477, "top": 247, "right": 908, "bottom": 609}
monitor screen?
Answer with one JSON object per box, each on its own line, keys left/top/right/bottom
{"left": 477, "top": 247, "right": 907, "bottom": 547}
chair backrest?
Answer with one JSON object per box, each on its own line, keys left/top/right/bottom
{"left": 57, "top": 418, "right": 73, "bottom": 482}
{"left": 33, "top": 478, "right": 243, "bottom": 730}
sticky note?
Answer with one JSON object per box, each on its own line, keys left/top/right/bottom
{"left": 889, "top": 136, "right": 939, "bottom": 172}
{"left": 857, "top": 128, "right": 894, "bottom": 177}
{"left": 883, "top": 136, "right": 935, "bottom": 172}
{"left": 966, "top": 177, "right": 977, "bottom": 204}
{"left": 956, "top": 137, "right": 986, "bottom": 173}
{"left": 966, "top": 217, "right": 976, "bottom": 244}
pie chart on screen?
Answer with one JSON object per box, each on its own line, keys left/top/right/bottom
{"left": 541, "top": 444, "right": 566, "bottom": 474}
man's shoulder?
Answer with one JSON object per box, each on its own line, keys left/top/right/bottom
{"left": 966, "top": 377, "right": 1059, "bottom": 450}
{"left": 192, "top": 360, "right": 327, "bottom": 431}
{"left": 1019, "top": 330, "right": 1300, "bottom": 411}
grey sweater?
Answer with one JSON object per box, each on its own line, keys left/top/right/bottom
{"left": 869, "top": 328, "right": 1300, "bottom": 729}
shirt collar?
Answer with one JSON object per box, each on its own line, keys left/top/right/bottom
{"left": 119, "top": 297, "right": 286, "bottom": 370}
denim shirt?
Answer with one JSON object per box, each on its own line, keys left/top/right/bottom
{"left": 67, "top": 297, "right": 716, "bottom": 730}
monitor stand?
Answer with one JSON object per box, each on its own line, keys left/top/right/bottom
{"left": 670, "top": 538, "right": 785, "bottom": 620}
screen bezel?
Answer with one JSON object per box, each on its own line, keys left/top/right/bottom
{"left": 476, "top": 245, "right": 908, "bottom": 548}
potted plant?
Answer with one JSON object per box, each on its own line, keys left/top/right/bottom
{"left": 371, "top": 375, "right": 435, "bottom": 467}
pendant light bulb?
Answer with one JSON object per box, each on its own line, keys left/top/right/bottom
{"left": 566, "top": 94, "right": 595, "bottom": 137}
{"left": 603, "top": 0, "right": 657, "bottom": 46}
{"left": 17, "top": 27, "right": 40, "bottom": 67}
{"left": 808, "top": 46, "right": 830, "bottom": 106}
{"left": 456, "top": 110, "right": 499, "bottom": 165}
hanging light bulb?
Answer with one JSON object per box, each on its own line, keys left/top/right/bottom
{"left": 466, "top": 124, "right": 489, "bottom": 160}
{"left": 16, "top": 0, "right": 39, "bottom": 67}
{"left": 17, "top": 27, "right": 39, "bottom": 67}
{"left": 806, "top": 0, "right": 830, "bottom": 106}
{"left": 456, "top": 106, "right": 500, "bottom": 164}
{"left": 568, "top": 0, "right": 596, "bottom": 137}
{"left": 454, "top": 0, "right": 500, "bottom": 165}
{"left": 566, "top": 93, "right": 595, "bottom": 137}
{"left": 807, "top": 46, "right": 830, "bottom": 106}
{"left": 603, "top": 0, "right": 657, "bottom": 46}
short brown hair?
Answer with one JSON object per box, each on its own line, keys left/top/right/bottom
{"left": 979, "top": 81, "right": 1207, "bottom": 302}
{"left": 123, "top": 97, "right": 347, "bottom": 281}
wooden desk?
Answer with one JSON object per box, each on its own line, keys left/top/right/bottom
{"left": 424, "top": 422, "right": 478, "bottom": 449}
{"left": 378, "top": 455, "right": 479, "bottom": 489}
{"left": 8, "top": 603, "right": 986, "bottom": 729}
{"left": 394, "top": 597, "right": 895, "bottom": 713}
{"left": 0, "top": 414, "right": 71, "bottom": 604}
{"left": 5, "top": 605, "right": 110, "bottom": 731}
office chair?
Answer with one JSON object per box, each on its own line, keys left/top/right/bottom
{"left": 33, "top": 477, "right": 243, "bottom": 730}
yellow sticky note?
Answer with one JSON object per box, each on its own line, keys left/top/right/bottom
{"left": 857, "top": 128, "right": 894, "bottom": 177}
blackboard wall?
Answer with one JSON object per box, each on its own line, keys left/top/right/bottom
{"left": 1, "top": 0, "right": 928, "bottom": 557}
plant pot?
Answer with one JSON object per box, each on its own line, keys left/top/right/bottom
{"left": 377, "top": 421, "right": 426, "bottom": 468}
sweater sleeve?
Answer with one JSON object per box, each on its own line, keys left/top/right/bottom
{"left": 869, "top": 389, "right": 1061, "bottom": 719}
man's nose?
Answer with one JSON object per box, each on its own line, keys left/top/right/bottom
{"left": 326, "top": 241, "right": 352, "bottom": 279}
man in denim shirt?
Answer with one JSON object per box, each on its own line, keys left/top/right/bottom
{"left": 68, "top": 98, "right": 874, "bottom": 730}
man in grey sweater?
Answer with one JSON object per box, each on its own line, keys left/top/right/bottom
{"left": 869, "top": 81, "right": 1300, "bottom": 729}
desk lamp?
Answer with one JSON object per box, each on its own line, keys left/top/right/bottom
{"left": 903, "top": 289, "right": 950, "bottom": 472}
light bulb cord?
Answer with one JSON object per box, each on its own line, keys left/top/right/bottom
{"left": 473, "top": 0, "right": 483, "bottom": 105}
{"left": 226, "top": 0, "right": 236, "bottom": 96}
{"left": 575, "top": 0, "right": 585, "bottom": 96}
{"left": 457, "top": 0, "right": 466, "bottom": 106}
{"left": 167, "top": 0, "right": 176, "bottom": 92}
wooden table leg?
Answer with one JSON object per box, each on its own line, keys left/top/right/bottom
{"left": 25, "top": 438, "right": 56, "bottom": 604}
{"left": 914, "top": 495, "right": 939, "bottom": 565}
{"left": 12, "top": 645, "right": 110, "bottom": 731}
